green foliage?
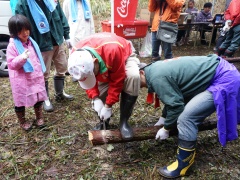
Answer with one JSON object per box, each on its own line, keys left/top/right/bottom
{"left": 90, "top": 0, "right": 111, "bottom": 18}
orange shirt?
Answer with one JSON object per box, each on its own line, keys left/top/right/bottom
{"left": 148, "top": 0, "right": 185, "bottom": 32}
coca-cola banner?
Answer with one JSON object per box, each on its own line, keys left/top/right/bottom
{"left": 114, "top": 0, "right": 138, "bottom": 25}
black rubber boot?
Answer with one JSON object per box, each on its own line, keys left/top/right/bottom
{"left": 43, "top": 81, "right": 54, "bottom": 112}
{"left": 151, "top": 56, "right": 161, "bottom": 62}
{"left": 93, "top": 119, "right": 110, "bottom": 130}
{"left": 223, "top": 50, "right": 234, "bottom": 58}
{"left": 159, "top": 139, "right": 196, "bottom": 178}
{"left": 120, "top": 91, "right": 137, "bottom": 140}
{"left": 217, "top": 48, "right": 226, "bottom": 56}
{"left": 53, "top": 76, "right": 74, "bottom": 102}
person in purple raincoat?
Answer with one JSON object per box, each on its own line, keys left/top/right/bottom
{"left": 139, "top": 54, "right": 240, "bottom": 178}
{"left": 7, "top": 14, "right": 47, "bottom": 131}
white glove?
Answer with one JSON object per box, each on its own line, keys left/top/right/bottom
{"left": 21, "top": 49, "right": 30, "bottom": 60}
{"left": 100, "top": 106, "right": 112, "bottom": 121}
{"left": 91, "top": 98, "right": 104, "bottom": 116}
{"left": 223, "top": 20, "right": 231, "bottom": 32}
{"left": 155, "top": 127, "right": 169, "bottom": 141}
{"left": 154, "top": 117, "right": 165, "bottom": 126}
{"left": 65, "top": 39, "right": 72, "bottom": 49}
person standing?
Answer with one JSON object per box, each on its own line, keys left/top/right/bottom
{"left": 148, "top": 0, "right": 185, "bottom": 61}
{"left": 68, "top": 32, "right": 140, "bottom": 140}
{"left": 15, "top": 0, "right": 74, "bottom": 112}
{"left": 139, "top": 54, "right": 240, "bottom": 178}
{"left": 218, "top": 0, "right": 240, "bottom": 57}
{"left": 7, "top": 14, "right": 48, "bottom": 130}
{"left": 62, "top": 0, "right": 95, "bottom": 47}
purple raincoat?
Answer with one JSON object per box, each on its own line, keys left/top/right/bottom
{"left": 207, "top": 57, "right": 240, "bottom": 146}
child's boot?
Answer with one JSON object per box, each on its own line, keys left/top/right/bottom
{"left": 34, "top": 103, "right": 45, "bottom": 128}
{"left": 15, "top": 109, "right": 32, "bottom": 131}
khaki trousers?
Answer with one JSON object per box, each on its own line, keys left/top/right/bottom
{"left": 41, "top": 43, "right": 67, "bottom": 80}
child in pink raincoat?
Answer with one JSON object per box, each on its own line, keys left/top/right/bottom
{"left": 6, "top": 14, "right": 47, "bottom": 131}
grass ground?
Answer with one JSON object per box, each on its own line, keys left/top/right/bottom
{"left": 1, "top": 42, "right": 240, "bottom": 179}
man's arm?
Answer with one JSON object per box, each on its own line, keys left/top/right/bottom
{"left": 153, "top": 76, "right": 185, "bottom": 130}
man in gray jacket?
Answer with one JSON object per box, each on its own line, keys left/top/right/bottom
{"left": 139, "top": 54, "right": 240, "bottom": 178}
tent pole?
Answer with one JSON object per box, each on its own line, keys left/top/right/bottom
{"left": 111, "top": 0, "right": 114, "bottom": 33}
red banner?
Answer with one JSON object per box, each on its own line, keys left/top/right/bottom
{"left": 114, "top": 0, "right": 138, "bottom": 25}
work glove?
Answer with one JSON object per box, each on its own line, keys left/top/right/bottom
{"left": 155, "top": 127, "right": 169, "bottom": 141}
{"left": 223, "top": 20, "right": 232, "bottom": 32}
{"left": 91, "top": 98, "right": 104, "bottom": 116}
{"left": 65, "top": 39, "right": 72, "bottom": 49}
{"left": 154, "top": 116, "right": 165, "bottom": 126}
{"left": 100, "top": 106, "right": 112, "bottom": 121}
{"left": 21, "top": 49, "right": 30, "bottom": 60}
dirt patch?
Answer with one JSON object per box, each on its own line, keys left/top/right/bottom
{"left": 1, "top": 43, "right": 240, "bottom": 179}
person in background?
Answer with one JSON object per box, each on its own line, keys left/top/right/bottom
{"left": 68, "top": 32, "right": 140, "bottom": 140}
{"left": 63, "top": 0, "right": 95, "bottom": 82}
{"left": 15, "top": 0, "right": 74, "bottom": 112}
{"left": 148, "top": 0, "right": 185, "bottom": 61}
{"left": 139, "top": 54, "right": 240, "bottom": 178}
{"left": 185, "top": 0, "right": 198, "bottom": 14}
{"left": 218, "top": 0, "right": 240, "bottom": 57}
{"left": 183, "top": 0, "right": 198, "bottom": 44}
{"left": 7, "top": 15, "right": 47, "bottom": 130}
{"left": 174, "top": 3, "right": 187, "bottom": 47}
{"left": 63, "top": 0, "right": 95, "bottom": 47}
{"left": 196, "top": 2, "right": 217, "bottom": 45}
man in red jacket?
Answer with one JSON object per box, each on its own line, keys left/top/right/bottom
{"left": 68, "top": 32, "right": 140, "bottom": 140}
{"left": 218, "top": 0, "right": 240, "bottom": 57}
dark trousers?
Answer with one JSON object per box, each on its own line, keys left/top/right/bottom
{"left": 176, "top": 30, "right": 186, "bottom": 42}
{"left": 200, "top": 25, "right": 217, "bottom": 44}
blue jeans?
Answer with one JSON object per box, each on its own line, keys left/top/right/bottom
{"left": 152, "top": 31, "right": 173, "bottom": 59}
{"left": 220, "top": 24, "right": 240, "bottom": 53}
{"left": 177, "top": 90, "right": 216, "bottom": 142}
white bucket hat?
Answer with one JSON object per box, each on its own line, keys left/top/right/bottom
{"left": 68, "top": 49, "right": 96, "bottom": 90}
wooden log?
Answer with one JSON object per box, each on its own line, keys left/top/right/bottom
{"left": 225, "top": 57, "right": 240, "bottom": 62}
{"left": 88, "top": 118, "right": 218, "bottom": 145}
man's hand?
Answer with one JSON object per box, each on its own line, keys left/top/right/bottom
{"left": 91, "top": 98, "right": 104, "bottom": 116}
{"left": 21, "top": 49, "right": 30, "bottom": 60}
{"left": 100, "top": 106, "right": 112, "bottom": 121}
{"left": 155, "top": 127, "right": 169, "bottom": 141}
{"left": 65, "top": 39, "right": 72, "bottom": 49}
{"left": 154, "top": 117, "right": 165, "bottom": 126}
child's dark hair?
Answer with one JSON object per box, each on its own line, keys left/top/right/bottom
{"left": 204, "top": 2, "right": 212, "bottom": 8}
{"left": 188, "top": 0, "right": 195, "bottom": 4}
{"left": 8, "top": 14, "right": 31, "bottom": 38}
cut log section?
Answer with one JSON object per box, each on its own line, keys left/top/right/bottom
{"left": 225, "top": 57, "right": 240, "bottom": 62}
{"left": 88, "top": 118, "right": 218, "bottom": 145}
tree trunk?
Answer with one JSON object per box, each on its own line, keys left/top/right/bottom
{"left": 88, "top": 118, "right": 218, "bottom": 146}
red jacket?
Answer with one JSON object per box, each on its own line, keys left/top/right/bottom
{"left": 74, "top": 32, "right": 132, "bottom": 106}
{"left": 224, "top": 0, "right": 240, "bottom": 27}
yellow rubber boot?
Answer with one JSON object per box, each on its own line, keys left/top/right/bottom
{"left": 159, "top": 146, "right": 196, "bottom": 178}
